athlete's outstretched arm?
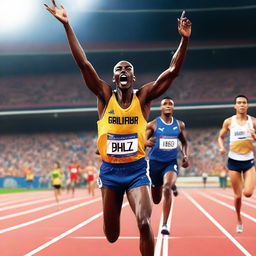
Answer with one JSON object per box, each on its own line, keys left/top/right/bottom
{"left": 138, "top": 11, "right": 191, "bottom": 103}
{"left": 145, "top": 120, "right": 156, "bottom": 148}
{"left": 178, "top": 121, "right": 189, "bottom": 168}
{"left": 44, "top": 0, "right": 111, "bottom": 103}
{"left": 218, "top": 118, "right": 230, "bottom": 155}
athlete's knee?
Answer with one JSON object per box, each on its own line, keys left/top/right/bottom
{"left": 162, "top": 183, "right": 172, "bottom": 197}
{"left": 105, "top": 233, "right": 119, "bottom": 243}
{"left": 234, "top": 193, "right": 242, "bottom": 200}
{"left": 104, "top": 225, "right": 119, "bottom": 243}
{"left": 137, "top": 216, "right": 151, "bottom": 232}
{"left": 243, "top": 190, "right": 253, "bottom": 198}
{"left": 152, "top": 192, "right": 161, "bottom": 204}
{"left": 152, "top": 197, "right": 161, "bottom": 204}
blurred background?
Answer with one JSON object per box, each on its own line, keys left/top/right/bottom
{"left": 0, "top": 0, "right": 255, "bottom": 187}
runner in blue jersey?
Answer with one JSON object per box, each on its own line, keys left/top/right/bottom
{"left": 146, "top": 97, "right": 189, "bottom": 235}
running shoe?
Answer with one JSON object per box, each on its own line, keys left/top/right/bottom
{"left": 161, "top": 224, "right": 170, "bottom": 235}
{"left": 236, "top": 224, "right": 243, "bottom": 233}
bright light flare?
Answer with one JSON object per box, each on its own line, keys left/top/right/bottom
{"left": 0, "top": 0, "right": 36, "bottom": 32}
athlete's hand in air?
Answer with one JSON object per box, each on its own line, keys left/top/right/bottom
{"left": 145, "top": 137, "right": 156, "bottom": 148}
{"left": 181, "top": 156, "right": 189, "bottom": 168}
{"left": 44, "top": 0, "right": 68, "bottom": 24}
{"left": 178, "top": 11, "right": 192, "bottom": 38}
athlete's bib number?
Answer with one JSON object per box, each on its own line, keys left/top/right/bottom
{"left": 71, "top": 168, "right": 78, "bottom": 173}
{"left": 107, "top": 133, "right": 138, "bottom": 157}
{"left": 159, "top": 137, "right": 177, "bottom": 150}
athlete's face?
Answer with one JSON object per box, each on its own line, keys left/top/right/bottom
{"left": 113, "top": 61, "right": 135, "bottom": 90}
{"left": 234, "top": 97, "right": 248, "bottom": 114}
{"left": 161, "top": 99, "right": 174, "bottom": 116}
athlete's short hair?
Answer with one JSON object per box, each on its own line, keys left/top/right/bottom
{"left": 162, "top": 96, "right": 172, "bottom": 101}
{"left": 234, "top": 95, "right": 248, "bottom": 103}
{"left": 161, "top": 96, "right": 174, "bottom": 106}
{"left": 113, "top": 60, "right": 134, "bottom": 73}
{"left": 54, "top": 161, "right": 61, "bottom": 168}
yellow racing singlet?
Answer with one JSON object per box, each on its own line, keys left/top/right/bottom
{"left": 97, "top": 92, "right": 147, "bottom": 163}
{"left": 51, "top": 168, "right": 62, "bottom": 186}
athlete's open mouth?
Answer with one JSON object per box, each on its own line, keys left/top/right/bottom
{"left": 120, "top": 74, "right": 128, "bottom": 85}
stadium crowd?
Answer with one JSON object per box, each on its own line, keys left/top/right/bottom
{"left": 0, "top": 67, "right": 255, "bottom": 109}
{"left": 1, "top": 128, "right": 254, "bottom": 178}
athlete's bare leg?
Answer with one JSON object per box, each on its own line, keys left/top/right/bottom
{"left": 71, "top": 181, "right": 76, "bottom": 197}
{"left": 88, "top": 181, "right": 95, "bottom": 196}
{"left": 229, "top": 171, "right": 243, "bottom": 225}
{"left": 162, "top": 171, "right": 177, "bottom": 224}
{"left": 243, "top": 166, "right": 256, "bottom": 197}
{"left": 54, "top": 189, "right": 59, "bottom": 203}
{"left": 101, "top": 186, "right": 124, "bottom": 243}
{"left": 151, "top": 186, "right": 162, "bottom": 204}
{"left": 127, "top": 186, "right": 154, "bottom": 256}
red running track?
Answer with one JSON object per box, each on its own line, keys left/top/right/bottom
{"left": 0, "top": 188, "right": 255, "bottom": 256}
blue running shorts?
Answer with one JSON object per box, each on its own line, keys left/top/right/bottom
{"left": 227, "top": 158, "right": 254, "bottom": 172}
{"left": 149, "top": 159, "right": 178, "bottom": 187}
{"left": 98, "top": 158, "right": 150, "bottom": 194}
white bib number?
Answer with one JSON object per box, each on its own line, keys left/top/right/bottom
{"left": 159, "top": 137, "right": 177, "bottom": 150}
{"left": 71, "top": 168, "right": 78, "bottom": 173}
{"left": 107, "top": 133, "right": 138, "bottom": 157}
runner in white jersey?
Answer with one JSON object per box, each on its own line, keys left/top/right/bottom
{"left": 218, "top": 95, "right": 256, "bottom": 233}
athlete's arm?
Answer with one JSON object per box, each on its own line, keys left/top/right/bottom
{"left": 137, "top": 11, "right": 191, "bottom": 105}
{"left": 250, "top": 116, "right": 256, "bottom": 140}
{"left": 44, "top": 1, "right": 112, "bottom": 105}
{"left": 145, "top": 120, "right": 156, "bottom": 148}
{"left": 218, "top": 118, "right": 231, "bottom": 154}
{"left": 178, "top": 121, "right": 189, "bottom": 168}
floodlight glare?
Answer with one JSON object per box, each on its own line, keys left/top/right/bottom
{"left": 0, "top": 0, "right": 36, "bottom": 32}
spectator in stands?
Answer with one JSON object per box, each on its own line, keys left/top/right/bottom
{"left": 201, "top": 172, "right": 208, "bottom": 188}
{"left": 24, "top": 165, "right": 34, "bottom": 188}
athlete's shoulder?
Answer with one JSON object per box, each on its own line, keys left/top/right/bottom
{"left": 224, "top": 116, "right": 232, "bottom": 124}
{"left": 221, "top": 117, "right": 232, "bottom": 130}
{"left": 175, "top": 118, "right": 184, "bottom": 125}
{"left": 177, "top": 119, "right": 185, "bottom": 128}
{"left": 147, "top": 119, "right": 157, "bottom": 129}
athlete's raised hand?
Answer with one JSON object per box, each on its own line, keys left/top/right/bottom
{"left": 178, "top": 11, "right": 192, "bottom": 38}
{"left": 44, "top": 0, "right": 68, "bottom": 24}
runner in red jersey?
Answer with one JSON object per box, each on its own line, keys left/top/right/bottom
{"left": 67, "top": 157, "right": 81, "bottom": 197}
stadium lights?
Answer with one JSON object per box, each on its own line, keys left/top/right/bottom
{"left": 0, "top": 0, "right": 37, "bottom": 33}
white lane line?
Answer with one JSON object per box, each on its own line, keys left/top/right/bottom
{"left": 200, "top": 193, "right": 256, "bottom": 223}
{"left": 154, "top": 214, "right": 163, "bottom": 256}
{"left": 211, "top": 191, "right": 256, "bottom": 207}
{"left": 0, "top": 197, "right": 101, "bottom": 234}
{"left": 0, "top": 196, "right": 49, "bottom": 207}
{"left": 72, "top": 236, "right": 140, "bottom": 239}
{"left": 72, "top": 235, "right": 230, "bottom": 239}
{"left": 184, "top": 191, "right": 252, "bottom": 256}
{"left": 162, "top": 199, "right": 174, "bottom": 256}
{"left": 23, "top": 202, "right": 129, "bottom": 256}
{"left": 0, "top": 197, "right": 54, "bottom": 211}
{"left": 0, "top": 196, "right": 88, "bottom": 220}
{"left": 0, "top": 192, "right": 52, "bottom": 201}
